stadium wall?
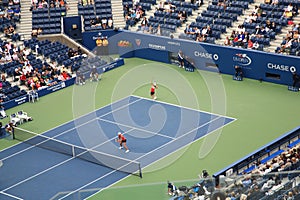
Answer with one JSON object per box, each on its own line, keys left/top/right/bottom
{"left": 82, "top": 30, "right": 300, "bottom": 86}
{"left": 213, "top": 126, "right": 300, "bottom": 179}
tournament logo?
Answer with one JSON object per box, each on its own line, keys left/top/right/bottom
{"left": 135, "top": 39, "right": 141, "bottom": 46}
{"left": 233, "top": 53, "right": 252, "bottom": 66}
{"left": 118, "top": 40, "right": 132, "bottom": 47}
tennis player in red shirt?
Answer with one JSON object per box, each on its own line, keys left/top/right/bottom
{"left": 116, "top": 132, "right": 129, "bottom": 153}
{"left": 150, "top": 81, "right": 158, "bottom": 100}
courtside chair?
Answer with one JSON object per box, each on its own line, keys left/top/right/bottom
{"left": 10, "top": 113, "right": 21, "bottom": 126}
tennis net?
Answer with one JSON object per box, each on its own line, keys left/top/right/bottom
{"left": 13, "top": 127, "right": 142, "bottom": 178}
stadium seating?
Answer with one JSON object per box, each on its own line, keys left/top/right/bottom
{"left": 79, "top": 0, "right": 113, "bottom": 31}
{"left": 32, "top": 7, "right": 66, "bottom": 34}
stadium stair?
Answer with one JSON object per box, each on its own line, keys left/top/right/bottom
{"left": 111, "top": 0, "right": 126, "bottom": 29}
{"left": 67, "top": 0, "right": 79, "bottom": 16}
{"left": 19, "top": 0, "right": 33, "bottom": 40}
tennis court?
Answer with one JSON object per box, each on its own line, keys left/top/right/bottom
{"left": 0, "top": 95, "right": 234, "bottom": 200}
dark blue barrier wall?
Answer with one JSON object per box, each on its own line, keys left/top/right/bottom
{"left": 37, "top": 78, "right": 75, "bottom": 98}
{"left": 213, "top": 126, "right": 300, "bottom": 178}
{"left": 2, "top": 78, "right": 75, "bottom": 110}
{"left": 134, "top": 48, "right": 170, "bottom": 63}
{"left": 63, "top": 16, "right": 82, "bottom": 40}
{"left": 82, "top": 30, "right": 300, "bottom": 86}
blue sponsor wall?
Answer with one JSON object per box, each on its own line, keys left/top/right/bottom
{"left": 82, "top": 30, "right": 119, "bottom": 54}
{"left": 82, "top": 30, "right": 300, "bottom": 86}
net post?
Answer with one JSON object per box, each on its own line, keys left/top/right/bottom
{"left": 12, "top": 125, "right": 15, "bottom": 140}
{"left": 139, "top": 163, "right": 142, "bottom": 178}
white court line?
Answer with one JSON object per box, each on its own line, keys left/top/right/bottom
{"left": 1, "top": 118, "right": 98, "bottom": 161}
{"left": 2, "top": 157, "right": 75, "bottom": 192}
{"left": 98, "top": 118, "right": 176, "bottom": 140}
{"left": 0, "top": 95, "right": 140, "bottom": 154}
{"left": 1, "top": 127, "right": 136, "bottom": 193}
{"left": 86, "top": 116, "right": 237, "bottom": 200}
{"left": 131, "top": 95, "right": 237, "bottom": 120}
{"left": 59, "top": 116, "right": 224, "bottom": 199}
{"left": 0, "top": 98, "right": 145, "bottom": 193}
{"left": 1, "top": 96, "right": 234, "bottom": 198}
{"left": 0, "top": 191, "right": 23, "bottom": 200}
{"left": 1, "top": 97, "right": 143, "bottom": 161}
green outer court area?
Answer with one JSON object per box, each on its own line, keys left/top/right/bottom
{"left": 1, "top": 58, "right": 300, "bottom": 200}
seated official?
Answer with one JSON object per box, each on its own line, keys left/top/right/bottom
{"left": 292, "top": 72, "right": 300, "bottom": 87}
{"left": 90, "top": 66, "right": 99, "bottom": 81}
{"left": 167, "top": 181, "right": 177, "bottom": 196}
{"left": 234, "top": 65, "right": 243, "bottom": 77}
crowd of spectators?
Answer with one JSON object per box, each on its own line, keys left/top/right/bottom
{"left": 223, "top": 2, "right": 298, "bottom": 50}
{"left": 90, "top": 16, "right": 113, "bottom": 30}
{"left": 124, "top": 2, "right": 145, "bottom": 27}
{"left": 0, "top": 3, "right": 21, "bottom": 40}
{"left": 78, "top": 0, "right": 94, "bottom": 6}
{"left": 276, "top": 23, "right": 300, "bottom": 54}
{"left": 157, "top": 1, "right": 177, "bottom": 13}
{"left": 4, "top": 45, "right": 71, "bottom": 91}
{"left": 139, "top": 17, "right": 163, "bottom": 35}
{"left": 184, "top": 24, "right": 212, "bottom": 42}
{"left": 167, "top": 139, "right": 300, "bottom": 200}
{"left": 228, "top": 143, "right": 300, "bottom": 199}
{"left": 31, "top": 28, "right": 43, "bottom": 37}
{"left": 0, "top": 42, "right": 22, "bottom": 64}
{"left": 30, "top": 0, "right": 69, "bottom": 11}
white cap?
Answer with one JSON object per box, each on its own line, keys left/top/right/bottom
{"left": 118, "top": 132, "right": 121, "bottom": 135}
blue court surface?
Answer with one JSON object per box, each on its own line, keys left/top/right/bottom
{"left": 0, "top": 96, "right": 235, "bottom": 200}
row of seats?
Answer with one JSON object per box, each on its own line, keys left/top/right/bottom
{"left": 31, "top": 7, "right": 65, "bottom": 34}
{"left": 180, "top": 0, "right": 251, "bottom": 42}
{"left": 179, "top": 33, "right": 216, "bottom": 44}
{"left": 78, "top": 0, "right": 113, "bottom": 31}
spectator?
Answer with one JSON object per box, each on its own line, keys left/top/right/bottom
{"left": 101, "top": 18, "right": 107, "bottom": 29}
{"left": 140, "top": 16, "right": 149, "bottom": 32}
{"left": 67, "top": 48, "right": 74, "bottom": 58}
{"left": 107, "top": 17, "right": 113, "bottom": 29}
{"left": 252, "top": 41, "right": 259, "bottom": 50}
{"left": 247, "top": 39, "right": 253, "bottom": 49}
{"left": 90, "top": 66, "right": 99, "bottom": 81}
{"left": 292, "top": 72, "right": 300, "bottom": 87}
{"left": 261, "top": 177, "right": 275, "bottom": 191}
{"left": 167, "top": 181, "right": 177, "bottom": 196}
{"left": 32, "top": 29, "right": 38, "bottom": 37}
{"left": 284, "top": 191, "right": 294, "bottom": 200}
{"left": 77, "top": 46, "right": 82, "bottom": 55}
{"left": 0, "top": 106, "right": 7, "bottom": 119}
{"left": 184, "top": 24, "right": 193, "bottom": 34}
{"left": 75, "top": 70, "right": 85, "bottom": 85}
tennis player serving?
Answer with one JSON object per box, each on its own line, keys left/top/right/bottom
{"left": 150, "top": 81, "right": 158, "bottom": 100}
{"left": 116, "top": 132, "right": 129, "bottom": 153}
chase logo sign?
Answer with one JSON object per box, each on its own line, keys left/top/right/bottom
{"left": 233, "top": 53, "right": 252, "bottom": 66}
{"left": 194, "top": 51, "right": 218, "bottom": 60}
{"left": 267, "top": 63, "right": 296, "bottom": 72}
